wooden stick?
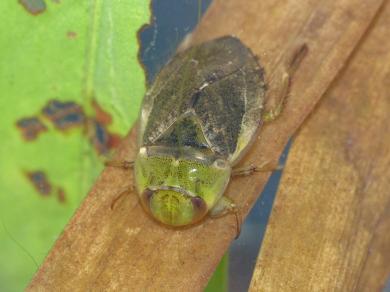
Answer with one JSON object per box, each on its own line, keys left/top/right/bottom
{"left": 250, "top": 2, "right": 390, "bottom": 290}
{"left": 28, "top": 0, "right": 385, "bottom": 290}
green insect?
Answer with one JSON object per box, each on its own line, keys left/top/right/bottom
{"left": 108, "top": 36, "right": 303, "bottom": 232}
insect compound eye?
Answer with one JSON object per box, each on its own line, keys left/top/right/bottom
{"left": 140, "top": 188, "right": 154, "bottom": 211}
{"left": 191, "top": 196, "right": 208, "bottom": 222}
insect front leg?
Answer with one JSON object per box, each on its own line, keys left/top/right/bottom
{"left": 106, "top": 160, "right": 135, "bottom": 208}
{"left": 263, "top": 43, "right": 308, "bottom": 123}
{"left": 232, "top": 161, "right": 283, "bottom": 177}
{"left": 210, "top": 196, "right": 242, "bottom": 238}
{"left": 110, "top": 185, "right": 134, "bottom": 210}
{"left": 105, "top": 160, "right": 134, "bottom": 170}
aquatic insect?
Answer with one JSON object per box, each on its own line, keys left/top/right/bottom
{"left": 108, "top": 36, "right": 303, "bottom": 232}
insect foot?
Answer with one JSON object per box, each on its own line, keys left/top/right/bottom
{"left": 210, "top": 197, "right": 242, "bottom": 239}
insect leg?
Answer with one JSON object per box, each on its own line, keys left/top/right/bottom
{"left": 263, "top": 43, "right": 308, "bottom": 123}
{"left": 110, "top": 185, "right": 134, "bottom": 210}
{"left": 105, "top": 160, "right": 134, "bottom": 170}
{"left": 210, "top": 196, "right": 242, "bottom": 238}
{"left": 232, "top": 161, "right": 283, "bottom": 177}
{"left": 263, "top": 72, "right": 290, "bottom": 123}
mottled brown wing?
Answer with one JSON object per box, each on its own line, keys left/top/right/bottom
{"left": 139, "top": 36, "right": 266, "bottom": 164}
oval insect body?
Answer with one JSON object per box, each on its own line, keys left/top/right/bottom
{"left": 134, "top": 36, "right": 266, "bottom": 227}
{"left": 135, "top": 146, "right": 231, "bottom": 226}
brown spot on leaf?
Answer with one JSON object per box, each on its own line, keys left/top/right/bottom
{"left": 25, "top": 171, "right": 52, "bottom": 196}
{"left": 108, "top": 133, "right": 121, "bottom": 149}
{"left": 24, "top": 98, "right": 121, "bottom": 155}
{"left": 92, "top": 100, "right": 112, "bottom": 125}
{"left": 16, "top": 117, "right": 47, "bottom": 141}
{"left": 88, "top": 100, "right": 122, "bottom": 155}
{"left": 57, "top": 187, "right": 66, "bottom": 203}
{"left": 19, "top": 0, "right": 46, "bottom": 15}
{"left": 25, "top": 171, "right": 67, "bottom": 204}
{"left": 67, "top": 31, "right": 77, "bottom": 39}
{"left": 88, "top": 119, "right": 114, "bottom": 155}
{"left": 42, "top": 99, "right": 86, "bottom": 131}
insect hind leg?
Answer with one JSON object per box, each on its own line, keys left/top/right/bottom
{"left": 210, "top": 196, "right": 242, "bottom": 239}
{"left": 263, "top": 43, "right": 308, "bottom": 123}
{"left": 232, "top": 161, "right": 283, "bottom": 177}
{"left": 263, "top": 71, "right": 290, "bottom": 122}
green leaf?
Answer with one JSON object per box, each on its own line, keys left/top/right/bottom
{"left": 205, "top": 254, "right": 229, "bottom": 292}
{"left": 0, "top": 1, "right": 150, "bottom": 291}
